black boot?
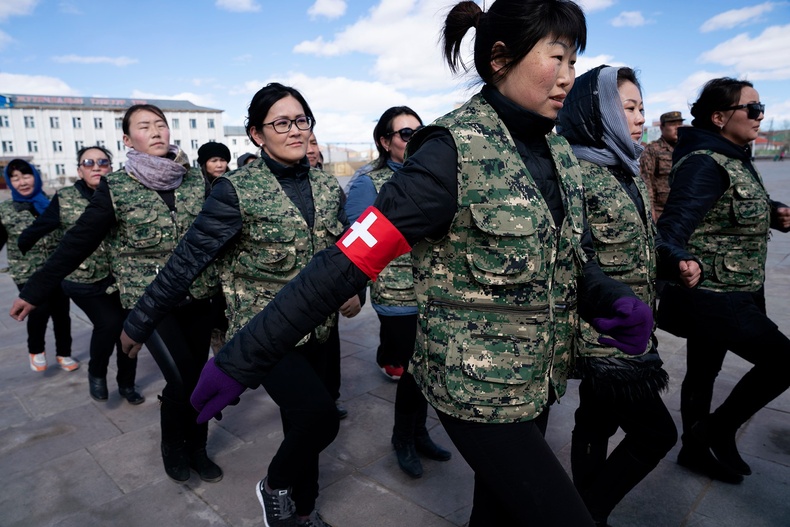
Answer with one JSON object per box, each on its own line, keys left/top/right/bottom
{"left": 570, "top": 432, "right": 609, "bottom": 492}
{"left": 186, "top": 409, "right": 223, "bottom": 483}
{"left": 88, "top": 374, "right": 108, "bottom": 401}
{"left": 692, "top": 418, "right": 751, "bottom": 476}
{"left": 392, "top": 411, "right": 422, "bottom": 478}
{"left": 159, "top": 395, "right": 190, "bottom": 482}
{"left": 414, "top": 401, "right": 451, "bottom": 461}
{"left": 119, "top": 385, "right": 145, "bottom": 405}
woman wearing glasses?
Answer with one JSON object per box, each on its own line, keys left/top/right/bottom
{"left": 11, "top": 105, "right": 223, "bottom": 484}
{"left": 657, "top": 77, "right": 790, "bottom": 484}
{"left": 18, "top": 146, "right": 142, "bottom": 404}
{"left": 345, "top": 106, "right": 452, "bottom": 479}
{"left": 119, "top": 83, "right": 353, "bottom": 527}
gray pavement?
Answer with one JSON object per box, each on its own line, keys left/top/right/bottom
{"left": 2, "top": 159, "right": 790, "bottom": 526}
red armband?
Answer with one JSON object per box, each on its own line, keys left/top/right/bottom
{"left": 337, "top": 206, "right": 412, "bottom": 280}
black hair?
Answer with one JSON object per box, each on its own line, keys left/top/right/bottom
{"left": 443, "top": 0, "right": 586, "bottom": 84}
{"left": 77, "top": 145, "right": 113, "bottom": 165}
{"left": 372, "top": 106, "right": 423, "bottom": 170}
{"left": 245, "top": 83, "right": 315, "bottom": 147}
{"left": 690, "top": 77, "right": 754, "bottom": 133}
{"left": 616, "top": 67, "right": 641, "bottom": 91}
{"left": 7, "top": 159, "right": 33, "bottom": 175}
{"left": 122, "top": 104, "right": 168, "bottom": 135}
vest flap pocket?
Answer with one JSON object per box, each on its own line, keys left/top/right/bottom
{"left": 469, "top": 204, "right": 536, "bottom": 236}
{"left": 713, "top": 253, "right": 758, "bottom": 285}
{"left": 124, "top": 207, "right": 162, "bottom": 249}
{"left": 248, "top": 223, "right": 296, "bottom": 244}
{"left": 732, "top": 190, "right": 769, "bottom": 224}
{"left": 590, "top": 222, "right": 637, "bottom": 244}
{"left": 467, "top": 247, "right": 534, "bottom": 276}
{"left": 461, "top": 344, "right": 533, "bottom": 384}
{"left": 324, "top": 218, "right": 346, "bottom": 237}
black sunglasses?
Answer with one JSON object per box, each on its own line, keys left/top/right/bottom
{"left": 79, "top": 159, "right": 111, "bottom": 168}
{"left": 723, "top": 102, "right": 765, "bottom": 120}
{"left": 386, "top": 126, "right": 423, "bottom": 142}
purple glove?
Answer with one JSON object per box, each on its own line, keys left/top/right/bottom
{"left": 591, "top": 297, "right": 653, "bottom": 356}
{"left": 190, "top": 357, "right": 246, "bottom": 423}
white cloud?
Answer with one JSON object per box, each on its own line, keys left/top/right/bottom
{"left": 293, "top": 0, "right": 457, "bottom": 92}
{"left": 699, "top": 24, "right": 790, "bottom": 81}
{"left": 215, "top": 0, "right": 260, "bottom": 13}
{"left": 610, "top": 11, "right": 647, "bottom": 27}
{"left": 643, "top": 70, "right": 729, "bottom": 124}
{"left": 576, "top": 0, "right": 616, "bottom": 13}
{"left": 0, "top": 30, "right": 12, "bottom": 50}
{"left": 0, "top": 72, "right": 79, "bottom": 95}
{"left": 308, "top": 0, "right": 347, "bottom": 19}
{"left": 58, "top": 1, "right": 81, "bottom": 15}
{"left": 700, "top": 2, "right": 778, "bottom": 33}
{"left": 0, "top": 0, "right": 37, "bottom": 21}
{"left": 130, "top": 90, "right": 219, "bottom": 109}
{"left": 52, "top": 55, "right": 138, "bottom": 67}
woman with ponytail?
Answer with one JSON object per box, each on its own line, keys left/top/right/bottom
{"left": 189, "top": 2, "right": 653, "bottom": 525}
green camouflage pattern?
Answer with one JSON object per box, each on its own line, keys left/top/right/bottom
{"left": 639, "top": 137, "right": 674, "bottom": 218}
{"left": 367, "top": 166, "right": 417, "bottom": 307}
{"left": 57, "top": 185, "right": 114, "bottom": 285}
{"left": 678, "top": 150, "right": 770, "bottom": 293}
{"left": 218, "top": 159, "right": 345, "bottom": 342}
{"left": 409, "top": 93, "right": 587, "bottom": 424}
{"left": 106, "top": 166, "right": 220, "bottom": 308}
{"left": 577, "top": 160, "right": 656, "bottom": 358}
{"left": 0, "top": 198, "right": 57, "bottom": 285}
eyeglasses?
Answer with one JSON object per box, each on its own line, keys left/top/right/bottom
{"left": 386, "top": 126, "right": 423, "bottom": 143}
{"left": 79, "top": 159, "right": 111, "bottom": 168}
{"left": 262, "top": 116, "right": 314, "bottom": 134}
{"left": 723, "top": 102, "right": 765, "bottom": 120}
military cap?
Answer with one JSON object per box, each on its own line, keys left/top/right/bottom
{"left": 660, "top": 111, "right": 684, "bottom": 125}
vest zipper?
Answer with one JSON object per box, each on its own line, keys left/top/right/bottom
{"left": 428, "top": 298, "right": 550, "bottom": 318}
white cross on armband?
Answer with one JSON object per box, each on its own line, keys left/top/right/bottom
{"left": 342, "top": 212, "right": 379, "bottom": 248}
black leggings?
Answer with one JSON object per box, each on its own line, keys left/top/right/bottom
{"left": 18, "top": 283, "right": 71, "bottom": 356}
{"left": 376, "top": 313, "right": 417, "bottom": 367}
{"left": 70, "top": 291, "right": 137, "bottom": 387}
{"left": 262, "top": 339, "right": 339, "bottom": 516}
{"left": 438, "top": 410, "right": 594, "bottom": 527}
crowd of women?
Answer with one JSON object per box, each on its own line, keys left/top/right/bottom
{"left": 4, "top": 1, "right": 789, "bottom": 526}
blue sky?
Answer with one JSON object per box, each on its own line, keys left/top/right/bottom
{"left": 2, "top": 0, "right": 789, "bottom": 145}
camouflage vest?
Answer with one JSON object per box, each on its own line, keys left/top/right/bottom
{"left": 367, "top": 167, "right": 417, "bottom": 307}
{"left": 409, "top": 93, "right": 587, "bottom": 424}
{"left": 678, "top": 151, "right": 770, "bottom": 293}
{"left": 218, "top": 161, "right": 345, "bottom": 341}
{"left": 577, "top": 160, "right": 656, "bottom": 358}
{"left": 57, "top": 185, "right": 113, "bottom": 284}
{"left": 105, "top": 168, "right": 220, "bottom": 308}
{"left": 0, "top": 199, "right": 56, "bottom": 285}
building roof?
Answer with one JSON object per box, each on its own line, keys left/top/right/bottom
{"left": 0, "top": 93, "right": 221, "bottom": 113}
{"left": 224, "top": 125, "right": 247, "bottom": 136}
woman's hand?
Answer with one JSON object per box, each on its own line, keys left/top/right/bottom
{"left": 339, "top": 295, "right": 361, "bottom": 318}
{"left": 120, "top": 329, "right": 144, "bottom": 359}
{"left": 678, "top": 259, "right": 701, "bottom": 288}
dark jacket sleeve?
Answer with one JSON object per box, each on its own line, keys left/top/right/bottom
{"left": 656, "top": 154, "right": 727, "bottom": 282}
{"left": 123, "top": 178, "right": 243, "bottom": 343}
{"left": 19, "top": 180, "right": 115, "bottom": 305}
{"left": 18, "top": 195, "right": 61, "bottom": 254}
{"left": 216, "top": 131, "right": 459, "bottom": 387}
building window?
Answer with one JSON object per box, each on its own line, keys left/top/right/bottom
{"left": 50, "top": 116, "right": 60, "bottom": 128}
{"left": 232, "top": 138, "right": 237, "bottom": 145}
{"left": 115, "top": 118, "right": 123, "bottom": 129}
{"left": 0, "top": 115, "right": 9, "bottom": 127}
{"left": 174, "top": 139, "right": 181, "bottom": 147}
{"left": 55, "top": 164, "right": 66, "bottom": 176}
{"left": 27, "top": 141, "right": 38, "bottom": 153}
{"left": 189, "top": 118, "right": 197, "bottom": 129}
{"left": 75, "top": 140, "right": 84, "bottom": 152}
{"left": 53, "top": 141, "right": 63, "bottom": 152}
{"left": 116, "top": 140, "right": 124, "bottom": 151}
{"left": 24, "top": 116, "right": 35, "bottom": 128}
{"left": 172, "top": 118, "right": 180, "bottom": 129}
{"left": 97, "top": 140, "right": 105, "bottom": 148}
{"left": 94, "top": 117, "right": 103, "bottom": 129}
{"left": 191, "top": 139, "right": 199, "bottom": 149}
{"left": 207, "top": 118, "right": 215, "bottom": 129}
{"left": 192, "top": 160, "right": 200, "bottom": 169}
{"left": 1, "top": 141, "right": 13, "bottom": 153}
{"left": 73, "top": 116, "right": 82, "bottom": 128}
{"left": 245, "top": 139, "right": 250, "bottom": 146}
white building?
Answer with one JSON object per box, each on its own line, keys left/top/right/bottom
{"left": 0, "top": 93, "right": 224, "bottom": 187}
{"left": 224, "top": 125, "right": 258, "bottom": 167}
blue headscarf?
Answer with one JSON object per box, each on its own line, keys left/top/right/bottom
{"left": 3, "top": 159, "right": 50, "bottom": 214}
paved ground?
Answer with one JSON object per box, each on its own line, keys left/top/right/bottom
{"left": 2, "top": 159, "right": 790, "bottom": 527}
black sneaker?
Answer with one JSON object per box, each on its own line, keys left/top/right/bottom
{"left": 256, "top": 477, "right": 296, "bottom": 527}
{"left": 297, "top": 510, "right": 332, "bottom": 527}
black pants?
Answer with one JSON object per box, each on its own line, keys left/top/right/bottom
{"left": 18, "top": 283, "right": 71, "bottom": 356}
{"left": 572, "top": 378, "right": 677, "bottom": 520}
{"left": 680, "top": 290, "right": 790, "bottom": 437}
{"left": 323, "top": 323, "right": 342, "bottom": 401}
{"left": 438, "top": 410, "right": 594, "bottom": 527}
{"left": 262, "top": 338, "right": 339, "bottom": 516}
{"left": 376, "top": 313, "right": 417, "bottom": 367}
{"left": 70, "top": 291, "right": 137, "bottom": 387}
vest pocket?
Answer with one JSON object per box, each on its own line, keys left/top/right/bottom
{"left": 466, "top": 204, "right": 544, "bottom": 285}
{"left": 238, "top": 223, "right": 297, "bottom": 276}
{"left": 590, "top": 222, "right": 638, "bottom": 272}
{"left": 732, "top": 186, "right": 769, "bottom": 225}
{"left": 712, "top": 252, "right": 758, "bottom": 286}
{"left": 124, "top": 207, "right": 162, "bottom": 249}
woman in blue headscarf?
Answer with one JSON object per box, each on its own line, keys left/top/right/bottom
{"left": 1, "top": 159, "right": 76, "bottom": 372}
